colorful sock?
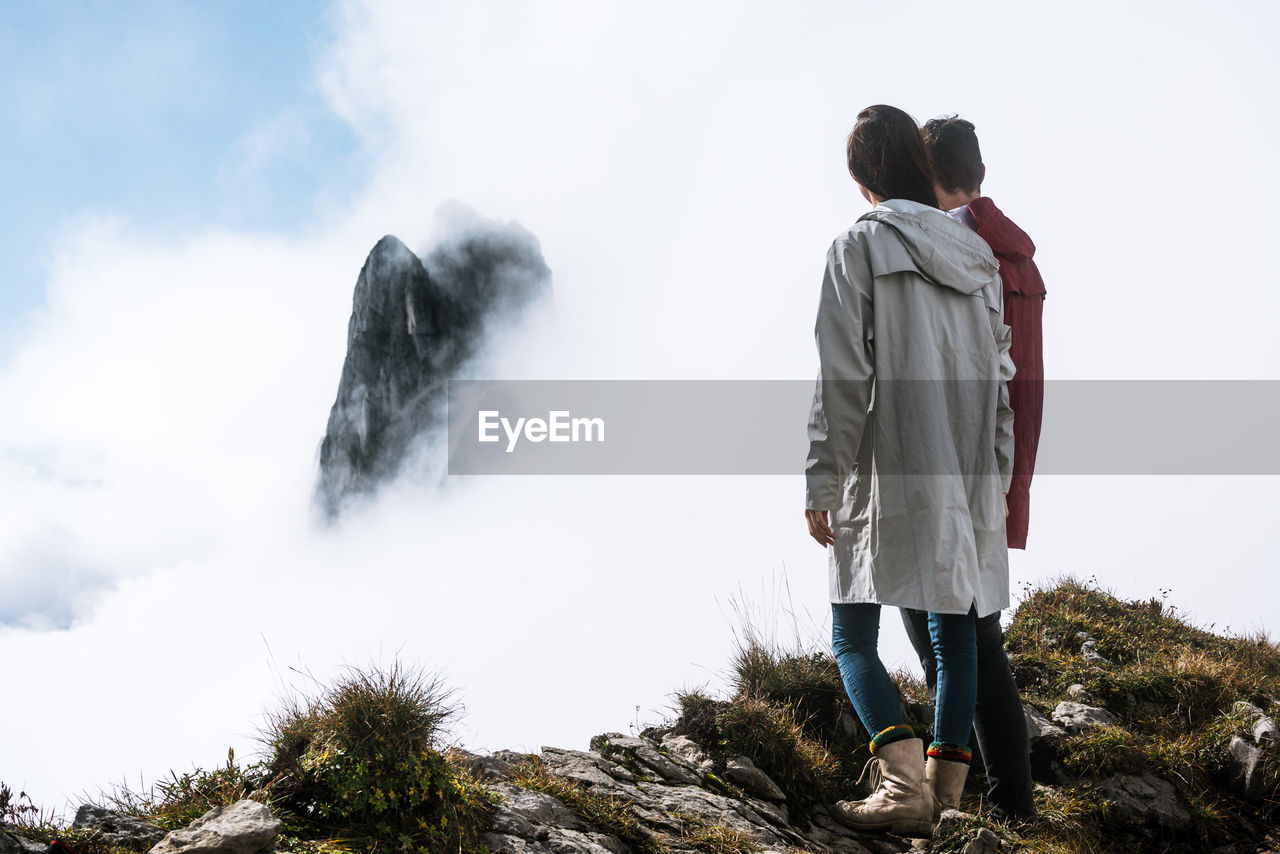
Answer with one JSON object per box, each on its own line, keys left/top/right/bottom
{"left": 927, "top": 741, "right": 973, "bottom": 764}
{"left": 870, "top": 724, "right": 916, "bottom": 753}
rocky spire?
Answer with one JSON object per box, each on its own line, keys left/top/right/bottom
{"left": 316, "top": 210, "right": 551, "bottom": 517}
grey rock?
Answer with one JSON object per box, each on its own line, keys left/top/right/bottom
{"left": 1092, "top": 772, "right": 1191, "bottom": 830}
{"left": 1253, "top": 715, "right": 1278, "bottom": 746}
{"left": 1024, "top": 703, "right": 1066, "bottom": 742}
{"left": 455, "top": 748, "right": 536, "bottom": 782}
{"left": 724, "top": 755, "right": 786, "bottom": 802}
{"left": 961, "top": 827, "right": 1003, "bottom": 854}
{"left": 643, "top": 784, "right": 788, "bottom": 847}
{"left": 148, "top": 799, "right": 282, "bottom": 854}
{"left": 659, "top": 734, "right": 714, "bottom": 773}
{"left": 484, "top": 833, "right": 546, "bottom": 853}
{"left": 489, "top": 781, "right": 630, "bottom": 854}
{"left": 540, "top": 746, "right": 636, "bottom": 787}
{"left": 316, "top": 209, "right": 552, "bottom": 517}
{"left": 743, "top": 794, "right": 789, "bottom": 826}
{"left": 1233, "top": 700, "right": 1264, "bottom": 716}
{"left": 1228, "top": 734, "right": 1264, "bottom": 799}
{"left": 74, "top": 805, "right": 166, "bottom": 846}
{"left": 514, "top": 734, "right": 912, "bottom": 854}
{"left": 805, "top": 807, "right": 883, "bottom": 852}
{"left": 1234, "top": 701, "right": 1279, "bottom": 746}
{"left": 933, "top": 808, "right": 971, "bottom": 838}
{"left": 491, "top": 783, "right": 587, "bottom": 833}
{"left": 1051, "top": 701, "right": 1117, "bottom": 730}
{"left": 1080, "top": 639, "right": 1111, "bottom": 664}
{"left": 591, "top": 733, "right": 702, "bottom": 786}
{"left": 839, "top": 710, "right": 866, "bottom": 739}
{"left": 540, "top": 828, "right": 628, "bottom": 854}
{"left": 0, "top": 830, "right": 47, "bottom": 854}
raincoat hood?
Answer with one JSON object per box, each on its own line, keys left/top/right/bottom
{"left": 859, "top": 198, "right": 1000, "bottom": 296}
{"left": 969, "top": 196, "right": 1035, "bottom": 261}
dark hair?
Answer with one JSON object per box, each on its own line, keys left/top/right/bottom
{"left": 922, "top": 116, "right": 983, "bottom": 195}
{"left": 846, "top": 105, "right": 939, "bottom": 209}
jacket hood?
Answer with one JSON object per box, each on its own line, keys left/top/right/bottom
{"left": 968, "top": 196, "right": 1035, "bottom": 260}
{"left": 858, "top": 198, "right": 999, "bottom": 296}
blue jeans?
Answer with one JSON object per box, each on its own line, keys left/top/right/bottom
{"left": 902, "top": 607, "right": 1036, "bottom": 818}
{"left": 928, "top": 607, "right": 979, "bottom": 747}
{"left": 831, "top": 603, "right": 978, "bottom": 746}
{"left": 831, "top": 603, "right": 903, "bottom": 735}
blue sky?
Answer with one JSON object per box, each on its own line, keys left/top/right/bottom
{"left": 0, "top": 0, "right": 363, "bottom": 348}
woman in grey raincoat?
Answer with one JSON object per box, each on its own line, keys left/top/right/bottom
{"left": 803, "top": 105, "right": 1014, "bottom": 834}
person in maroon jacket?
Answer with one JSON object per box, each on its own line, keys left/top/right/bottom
{"left": 923, "top": 116, "right": 1046, "bottom": 549}
{"left": 899, "top": 115, "right": 1047, "bottom": 821}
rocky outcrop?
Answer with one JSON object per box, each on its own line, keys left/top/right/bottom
{"left": 148, "top": 800, "right": 281, "bottom": 854}
{"left": 1091, "top": 771, "right": 1191, "bottom": 831}
{"left": 1234, "top": 701, "right": 1278, "bottom": 747}
{"left": 316, "top": 207, "right": 552, "bottom": 517}
{"left": 1050, "top": 701, "right": 1117, "bottom": 731}
{"left": 0, "top": 829, "right": 45, "bottom": 854}
{"left": 1, "top": 802, "right": 281, "bottom": 854}
{"left": 463, "top": 732, "right": 1008, "bottom": 854}
{"left": 72, "top": 806, "right": 165, "bottom": 846}
{"left": 934, "top": 811, "right": 1002, "bottom": 854}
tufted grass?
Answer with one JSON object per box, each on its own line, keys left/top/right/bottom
{"left": 255, "top": 660, "right": 494, "bottom": 853}
{"left": 673, "top": 594, "right": 934, "bottom": 820}
{"left": 670, "top": 578, "right": 1280, "bottom": 852}
{"left": 4, "top": 661, "right": 495, "bottom": 854}
{"left": 1005, "top": 577, "right": 1280, "bottom": 851}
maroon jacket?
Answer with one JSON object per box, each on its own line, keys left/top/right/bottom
{"left": 969, "top": 197, "right": 1045, "bottom": 549}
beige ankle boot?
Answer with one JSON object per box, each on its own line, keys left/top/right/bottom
{"left": 831, "top": 737, "right": 933, "bottom": 836}
{"left": 925, "top": 755, "right": 970, "bottom": 812}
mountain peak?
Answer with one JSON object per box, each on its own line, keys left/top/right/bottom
{"left": 315, "top": 208, "right": 552, "bottom": 518}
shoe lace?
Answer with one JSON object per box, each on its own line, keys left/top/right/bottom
{"left": 853, "top": 755, "right": 883, "bottom": 795}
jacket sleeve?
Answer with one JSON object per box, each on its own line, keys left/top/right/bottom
{"left": 989, "top": 274, "right": 1016, "bottom": 492}
{"left": 805, "top": 238, "right": 874, "bottom": 511}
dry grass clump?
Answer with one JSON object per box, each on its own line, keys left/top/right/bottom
{"left": 714, "top": 695, "right": 842, "bottom": 808}
{"left": 731, "top": 641, "right": 850, "bottom": 738}
{"left": 3, "top": 755, "right": 263, "bottom": 854}
{"left": 673, "top": 689, "right": 842, "bottom": 814}
{"left": 672, "top": 816, "right": 763, "bottom": 853}
{"left": 3, "top": 662, "right": 492, "bottom": 854}
{"left": 1006, "top": 577, "right": 1280, "bottom": 850}
{"left": 258, "top": 661, "right": 493, "bottom": 853}
{"left": 1006, "top": 578, "right": 1280, "bottom": 719}
{"left": 673, "top": 590, "right": 932, "bottom": 818}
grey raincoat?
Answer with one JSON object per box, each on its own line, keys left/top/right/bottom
{"left": 805, "top": 198, "right": 1015, "bottom": 617}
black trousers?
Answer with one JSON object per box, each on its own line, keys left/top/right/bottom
{"left": 901, "top": 607, "right": 1036, "bottom": 818}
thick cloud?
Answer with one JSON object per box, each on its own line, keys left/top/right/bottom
{"left": 3, "top": 0, "right": 1280, "bottom": 813}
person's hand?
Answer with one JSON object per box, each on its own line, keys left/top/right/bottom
{"left": 1004, "top": 496, "right": 1009, "bottom": 518}
{"left": 805, "top": 509, "right": 837, "bottom": 547}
